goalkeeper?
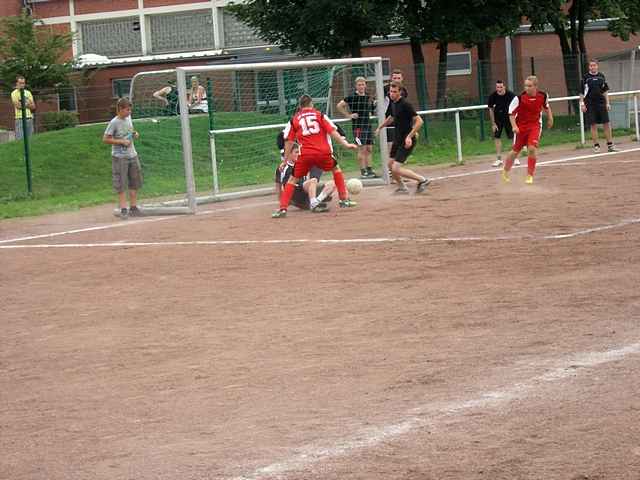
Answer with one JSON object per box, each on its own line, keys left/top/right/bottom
{"left": 275, "top": 143, "right": 335, "bottom": 212}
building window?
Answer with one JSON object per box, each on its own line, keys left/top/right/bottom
{"left": 223, "top": 9, "right": 265, "bottom": 48}
{"left": 149, "top": 10, "right": 215, "bottom": 54}
{"left": 80, "top": 18, "right": 142, "bottom": 58}
{"left": 112, "top": 78, "right": 132, "bottom": 98}
{"left": 447, "top": 52, "right": 472, "bottom": 76}
{"left": 58, "top": 87, "right": 77, "bottom": 112}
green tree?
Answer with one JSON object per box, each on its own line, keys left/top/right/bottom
{"left": 0, "top": 10, "right": 74, "bottom": 91}
{"left": 226, "top": 0, "right": 395, "bottom": 58}
{"left": 525, "top": 0, "right": 640, "bottom": 102}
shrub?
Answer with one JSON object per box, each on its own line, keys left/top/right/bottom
{"left": 40, "top": 110, "right": 78, "bottom": 132}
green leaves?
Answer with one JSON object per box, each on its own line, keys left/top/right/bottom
{"left": 0, "top": 10, "right": 74, "bottom": 90}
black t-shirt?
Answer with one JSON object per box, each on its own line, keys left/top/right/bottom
{"left": 343, "top": 92, "right": 375, "bottom": 129}
{"left": 487, "top": 90, "right": 516, "bottom": 120}
{"left": 582, "top": 72, "right": 609, "bottom": 105}
{"left": 384, "top": 84, "right": 408, "bottom": 118}
{"left": 389, "top": 97, "right": 417, "bottom": 144}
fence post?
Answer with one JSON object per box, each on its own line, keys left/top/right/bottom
{"left": 20, "top": 89, "right": 33, "bottom": 195}
{"left": 634, "top": 94, "right": 639, "bottom": 142}
{"left": 579, "top": 104, "right": 586, "bottom": 145}
{"left": 415, "top": 62, "right": 429, "bottom": 143}
{"left": 206, "top": 78, "right": 219, "bottom": 194}
{"left": 477, "top": 60, "right": 485, "bottom": 141}
{"left": 455, "top": 110, "right": 463, "bottom": 164}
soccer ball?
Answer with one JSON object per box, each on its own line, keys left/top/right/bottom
{"left": 347, "top": 178, "right": 363, "bottom": 195}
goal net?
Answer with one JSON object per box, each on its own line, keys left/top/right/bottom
{"left": 127, "top": 57, "right": 389, "bottom": 213}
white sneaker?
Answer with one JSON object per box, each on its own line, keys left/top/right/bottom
{"left": 492, "top": 159, "right": 503, "bottom": 167}
{"left": 514, "top": 158, "right": 521, "bottom": 166}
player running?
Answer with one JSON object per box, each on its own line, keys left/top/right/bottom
{"left": 501, "top": 76, "right": 554, "bottom": 185}
{"left": 375, "top": 81, "right": 430, "bottom": 194}
{"left": 272, "top": 95, "right": 358, "bottom": 218}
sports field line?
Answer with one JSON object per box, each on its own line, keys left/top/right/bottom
{"left": 230, "top": 341, "right": 640, "bottom": 480}
{"left": 1, "top": 217, "right": 638, "bottom": 250}
{"left": 1, "top": 147, "right": 639, "bottom": 246}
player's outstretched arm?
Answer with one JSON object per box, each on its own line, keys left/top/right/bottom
{"left": 330, "top": 130, "right": 357, "bottom": 150}
{"left": 374, "top": 116, "right": 394, "bottom": 136}
{"left": 336, "top": 100, "right": 356, "bottom": 119}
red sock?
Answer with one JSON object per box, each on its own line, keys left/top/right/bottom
{"left": 333, "top": 170, "right": 348, "bottom": 200}
{"left": 280, "top": 182, "right": 295, "bottom": 210}
{"left": 504, "top": 152, "right": 517, "bottom": 171}
{"left": 528, "top": 156, "right": 536, "bottom": 176}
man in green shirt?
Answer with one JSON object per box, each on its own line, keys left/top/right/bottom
{"left": 11, "top": 75, "right": 36, "bottom": 140}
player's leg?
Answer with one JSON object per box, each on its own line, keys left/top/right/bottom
{"left": 524, "top": 126, "right": 541, "bottom": 184}
{"left": 492, "top": 122, "right": 503, "bottom": 167}
{"left": 273, "top": 157, "right": 310, "bottom": 217}
{"left": 127, "top": 157, "right": 143, "bottom": 216}
{"left": 363, "top": 130, "right": 376, "bottom": 177}
{"left": 112, "top": 157, "right": 129, "bottom": 217}
{"left": 503, "top": 130, "right": 525, "bottom": 182}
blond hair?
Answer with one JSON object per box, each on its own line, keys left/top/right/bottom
{"left": 526, "top": 75, "right": 538, "bottom": 86}
{"left": 355, "top": 76, "right": 367, "bottom": 84}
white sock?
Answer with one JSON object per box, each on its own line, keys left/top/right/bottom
{"left": 316, "top": 190, "right": 328, "bottom": 203}
{"left": 310, "top": 197, "right": 320, "bottom": 209}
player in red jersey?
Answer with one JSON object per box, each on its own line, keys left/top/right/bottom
{"left": 502, "top": 76, "right": 554, "bottom": 184}
{"left": 272, "top": 94, "right": 358, "bottom": 218}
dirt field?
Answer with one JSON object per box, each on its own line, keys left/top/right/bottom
{"left": 2, "top": 144, "right": 640, "bottom": 480}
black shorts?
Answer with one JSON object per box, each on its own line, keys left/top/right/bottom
{"left": 353, "top": 126, "right": 374, "bottom": 146}
{"left": 292, "top": 183, "right": 325, "bottom": 210}
{"left": 389, "top": 138, "right": 416, "bottom": 164}
{"left": 494, "top": 118, "right": 513, "bottom": 140}
{"left": 585, "top": 103, "right": 610, "bottom": 126}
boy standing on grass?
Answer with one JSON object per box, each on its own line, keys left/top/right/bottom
{"left": 103, "top": 98, "right": 142, "bottom": 219}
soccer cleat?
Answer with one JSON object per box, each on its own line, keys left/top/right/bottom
{"left": 271, "top": 209, "right": 287, "bottom": 218}
{"left": 525, "top": 175, "right": 534, "bottom": 184}
{"left": 364, "top": 170, "right": 378, "bottom": 178}
{"left": 416, "top": 178, "right": 431, "bottom": 193}
{"left": 120, "top": 208, "right": 129, "bottom": 219}
{"left": 501, "top": 170, "right": 510, "bottom": 183}
{"left": 394, "top": 186, "right": 410, "bottom": 194}
{"left": 338, "top": 199, "right": 358, "bottom": 208}
{"left": 607, "top": 144, "right": 618, "bottom": 152}
{"left": 311, "top": 202, "right": 329, "bottom": 213}
{"left": 514, "top": 158, "right": 521, "bottom": 166}
{"left": 593, "top": 144, "right": 601, "bottom": 153}
{"left": 492, "top": 159, "right": 503, "bottom": 167}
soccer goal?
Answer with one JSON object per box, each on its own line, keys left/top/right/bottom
{"left": 128, "top": 57, "right": 389, "bottom": 214}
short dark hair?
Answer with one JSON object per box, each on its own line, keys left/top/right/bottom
{"left": 299, "top": 94, "right": 313, "bottom": 108}
{"left": 392, "top": 69, "right": 403, "bottom": 75}
{"left": 389, "top": 80, "right": 404, "bottom": 90}
{"left": 589, "top": 59, "right": 598, "bottom": 65}
{"left": 116, "top": 97, "right": 132, "bottom": 111}
{"left": 495, "top": 80, "right": 505, "bottom": 84}
{"left": 16, "top": 75, "right": 25, "bottom": 83}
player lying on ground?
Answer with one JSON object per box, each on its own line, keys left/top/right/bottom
{"left": 375, "top": 81, "right": 430, "bottom": 194}
{"left": 502, "top": 76, "right": 554, "bottom": 185}
{"left": 272, "top": 94, "right": 358, "bottom": 218}
{"left": 275, "top": 147, "right": 336, "bottom": 213}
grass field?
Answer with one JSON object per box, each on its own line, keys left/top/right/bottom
{"left": 0, "top": 111, "right": 634, "bottom": 219}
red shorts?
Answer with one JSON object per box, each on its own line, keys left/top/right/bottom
{"left": 293, "top": 153, "right": 336, "bottom": 178}
{"left": 512, "top": 124, "right": 541, "bottom": 153}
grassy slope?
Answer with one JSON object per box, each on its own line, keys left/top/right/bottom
{"left": 0, "top": 112, "right": 633, "bottom": 219}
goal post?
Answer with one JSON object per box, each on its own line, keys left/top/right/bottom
{"left": 176, "top": 56, "right": 390, "bottom": 201}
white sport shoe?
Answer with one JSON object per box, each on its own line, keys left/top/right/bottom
{"left": 514, "top": 158, "right": 521, "bottom": 166}
{"left": 492, "top": 159, "right": 503, "bottom": 167}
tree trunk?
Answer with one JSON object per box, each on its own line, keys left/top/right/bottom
{"left": 409, "top": 35, "right": 429, "bottom": 109}
{"left": 477, "top": 40, "right": 493, "bottom": 101}
{"left": 349, "top": 40, "right": 361, "bottom": 58}
{"left": 553, "top": 22, "right": 581, "bottom": 113}
{"left": 577, "top": 0, "right": 588, "bottom": 75}
{"left": 436, "top": 41, "right": 448, "bottom": 109}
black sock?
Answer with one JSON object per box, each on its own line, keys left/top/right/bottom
{"left": 607, "top": 141, "right": 613, "bottom": 145}
{"left": 594, "top": 143, "right": 600, "bottom": 147}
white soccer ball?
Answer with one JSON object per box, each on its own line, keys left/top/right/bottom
{"left": 347, "top": 178, "right": 363, "bottom": 195}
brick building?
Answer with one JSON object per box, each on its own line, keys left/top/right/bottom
{"left": 0, "top": 0, "right": 638, "bottom": 129}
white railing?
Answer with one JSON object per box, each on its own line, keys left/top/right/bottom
{"left": 415, "top": 89, "right": 640, "bottom": 164}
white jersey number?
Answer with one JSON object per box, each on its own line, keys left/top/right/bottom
{"left": 299, "top": 115, "right": 321, "bottom": 136}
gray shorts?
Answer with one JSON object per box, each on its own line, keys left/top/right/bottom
{"left": 112, "top": 156, "right": 143, "bottom": 192}
{"left": 15, "top": 118, "right": 33, "bottom": 140}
